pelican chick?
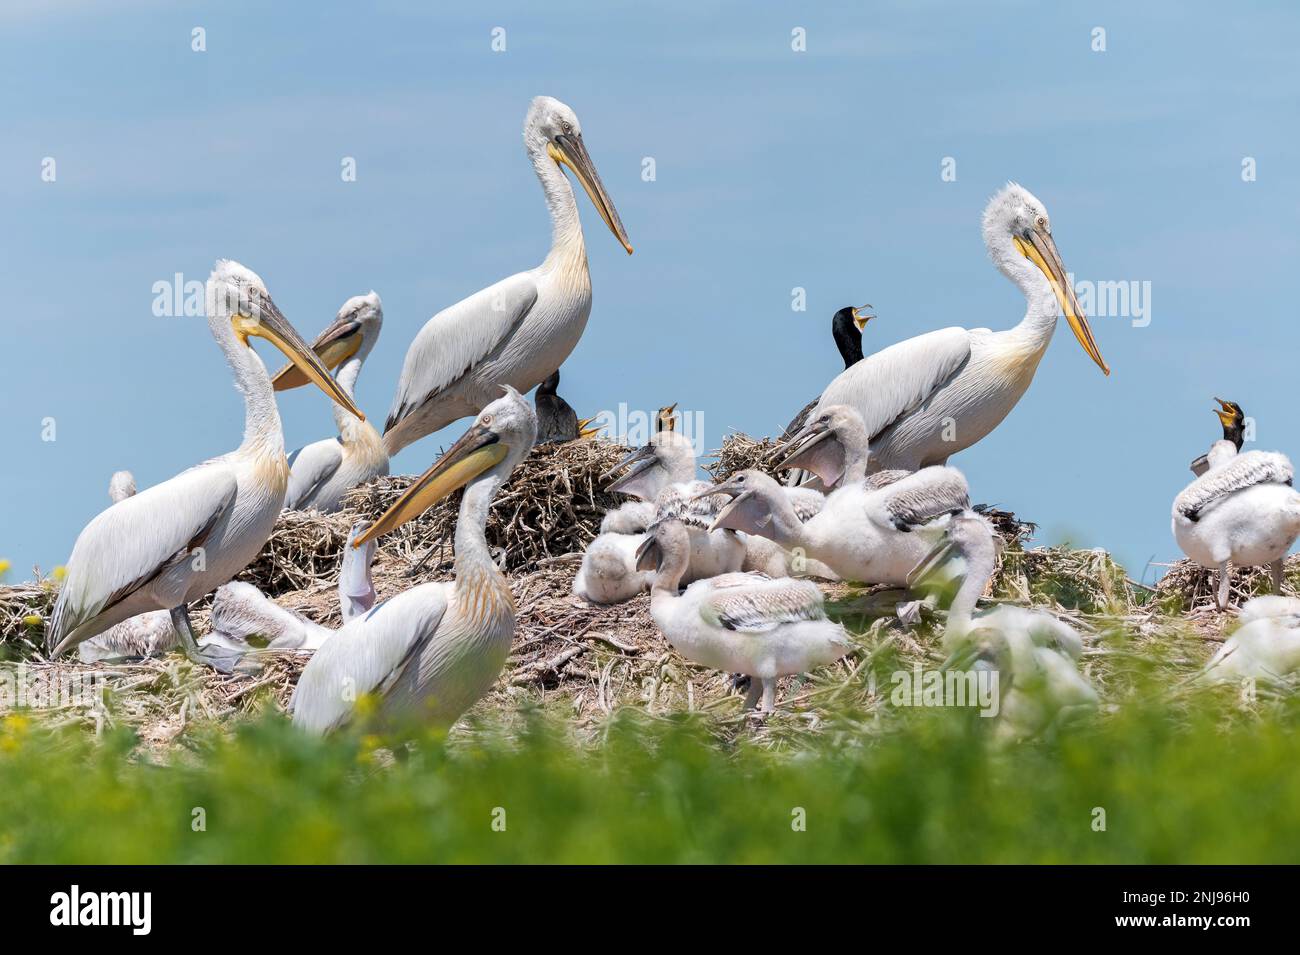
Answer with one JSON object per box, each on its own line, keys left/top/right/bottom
{"left": 48, "top": 261, "right": 362, "bottom": 669}
{"left": 278, "top": 292, "right": 388, "bottom": 513}
{"left": 534, "top": 369, "right": 598, "bottom": 444}
{"left": 780, "top": 305, "right": 873, "bottom": 442}
{"left": 910, "top": 511, "right": 1097, "bottom": 740}
{"left": 1172, "top": 401, "right": 1300, "bottom": 610}
{"left": 707, "top": 465, "right": 970, "bottom": 586}
{"left": 573, "top": 481, "right": 745, "bottom": 605}
{"left": 383, "top": 96, "right": 632, "bottom": 454}
{"left": 1198, "top": 595, "right": 1300, "bottom": 688}
{"left": 599, "top": 429, "right": 698, "bottom": 534}
{"left": 292, "top": 387, "right": 537, "bottom": 735}
{"left": 635, "top": 517, "right": 853, "bottom": 711}
{"left": 813, "top": 184, "right": 1108, "bottom": 472}
{"left": 208, "top": 521, "right": 378, "bottom": 655}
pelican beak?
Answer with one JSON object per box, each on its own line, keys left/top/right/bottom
{"left": 634, "top": 536, "right": 661, "bottom": 573}
{"left": 236, "top": 296, "right": 366, "bottom": 420}
{"left": 851, "top": 305, "right": 874, "bottom": 332}
{"left": 271, "top": 313, "right": 363, "bottom": 391}
{"left": 602, "top": 444, "right": 657, "bottom": 491}
{"left": 355, "top": 422, "right": 507, "bottom": 546}
{"left": 577, "top": 416, "right": 601, "bottom": 439}
{"left": 1014, "top": 226, "right": 1109, "bottom": 375}
{"left": 907, "top": 535, "right": 957, "bottom": 589}
{"left": 772, "top": 418, "right": 832, "bottom": 472}
{"left": 548, "top": 133, "right": 633, "bottom": 255}
{"left": 708, "top": 490, "right": 761, "bottom": 534}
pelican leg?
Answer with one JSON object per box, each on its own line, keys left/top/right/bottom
{"left": 742, "top": 678, "right": 763, "bottom": 710}
{"left": 1271, "top": 559, "right": 1285, "bottom": 593}
{"left": 1216, "top": 564, "right": 1231, "bottom": 612}
{"left": 760, "top": 679, "right": 777, "bottom": 713}
{"left": 169, "top": 605, "right": 242, "bottom": 674}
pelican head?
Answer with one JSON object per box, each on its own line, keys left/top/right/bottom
{"left": 982, "top": 183, "right": 1108, "bottom": 376}
{"left": 272, "top": 291, "right": 383, "bottom": 391}
{"left": 698, "top": 469, "right": 785, "bottom": 535}
{"left": 772, "top": 403, "right": 869, "bottom": 488}
{"left": 602, "top": 429, "right": 695, "bottom": 498}
{"left": 356, "top": 386, "right": 537, "bottom": 546}
{"left": 907, "top": 510, "right": 997, "bottom": 589}
{"left": 108, "top": 470, "right": 136, "bottom": 504}
{"left": 634, "top": 515, "right": 690, "bottom": 575}
{"left": 207, "top": 260, "right": 365, "bottom": 419}
{"left": 526, "top": 95, "right": 633, "bottom": 255}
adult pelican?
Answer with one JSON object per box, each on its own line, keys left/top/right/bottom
{"left": 46, "top": 260, "right": 363, "bottom": 665}
{"left": 78, "top": 471, "right": 176, "bottom": 663}
{"left": 292, "top": 387, "right": 537, "bottom": 735}
{"left": 275, "top": 292, "right": 388, "bottom": 512}
{"left": 813, "top": 184, "right": 1109, "bottom": 472}
{"left": 382, "top": 96, "right": 632, "bottom": 455}
{"left": 780, "top": 305, "right": 872, "bottom": 441}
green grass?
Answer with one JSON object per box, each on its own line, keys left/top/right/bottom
{"left": 3, "top": 688, "right": 1300, "bottom": 864}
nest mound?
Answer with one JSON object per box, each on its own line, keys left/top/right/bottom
{"left": 1153, "top": 555, "right": 1300, "bottom": 614}
{"left": 705, "top": 433, "right": 786, "bottom": 482}
{"left": 0, "top": 582, "right": 55, "bottom": 658}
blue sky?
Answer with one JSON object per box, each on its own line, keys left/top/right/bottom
{"left": 3, "top": 1, "right": 1299, "bottom": 581}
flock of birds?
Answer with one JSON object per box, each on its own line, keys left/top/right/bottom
{"left": 37, "top": 95, "right": 1300, "bottom": 742}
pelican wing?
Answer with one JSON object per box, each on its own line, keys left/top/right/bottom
{"left": 290, "top": 583, "right": 450, "bottom": 734}
{"left": 786, "top": 486, "right": 826, "bottom": 522}
{"left": 1174, "top": 450, "right": 1294, "bottom": 522}
{"left": 867, "top": 465, "right": 970, "bottom": 532}
{"left": 816, "top": 327, "right": 971, "bottom": 441}
{"left": 385, "top": 272, "right": 539, "bottom": 434}
{"left": 285, "top": 438, "right": 344, "bottom": 510}
{"left": 48, "top": 465, "right": 239, "bottom": 650}
{"left": 703, "top": 576, "right": 827, "bottom": 633}
{"left": 864, "top": 469, "right": 912, "bottom": 491}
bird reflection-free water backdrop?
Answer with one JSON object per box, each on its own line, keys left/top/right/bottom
{"left": 3, "top": 1, "right": 1299, "bottom": 580}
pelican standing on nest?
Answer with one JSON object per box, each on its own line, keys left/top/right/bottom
{"left": 383, "top": 96, "right": 632, "bottom": 455}
{"left": 780, "top": 304, "right": 873, "bottom": 441}
{"left": 909, "top": 511, "right": 1097, "bottom": 739}
{"left": 533, "top": 369, "right": 598, "bottom": 444}
{"left": 46, "top": 261, "right": 363, "bottom": 667}
{"left": 635, "top": 516, "right": 853, "bottom": 711}
{"left": 292, "top": 387, "right": 537, "bottom": 734}
{"left": 813, "top": 184, "right": 1109, "bottom": 472}
{"left": 1173, "top": 399, "right": 1300, "bottom": 610}
{"left": 277, "top": 292, "right": 388, "bottom": 512}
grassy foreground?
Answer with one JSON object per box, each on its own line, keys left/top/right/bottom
{"left": 3, "top": 691, "right": 1299, "bottom": 864}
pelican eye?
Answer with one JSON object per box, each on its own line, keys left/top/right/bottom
{"left": 1035, "top": 215, "right": 1047, "bottom": 230}
{"left": 561, "top": 120, "right": 572, "bottom": 134}
{"left": 481, "top": 414, "right": 494, "bottom": 426}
